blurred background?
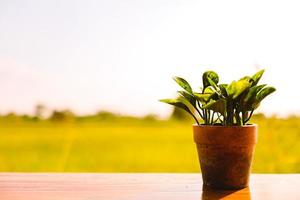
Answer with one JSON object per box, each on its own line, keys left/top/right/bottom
{"left": 0, "top": 0, "right": 299, "bottom": 172}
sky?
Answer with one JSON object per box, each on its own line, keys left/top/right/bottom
{"left": 0, "top": 0, "right": 299, "bottom": 118}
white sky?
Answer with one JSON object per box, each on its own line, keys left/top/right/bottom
{"left": 0, "top": 0, "right": 299, "bottom": 117}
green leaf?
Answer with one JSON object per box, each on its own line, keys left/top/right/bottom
{"left": 226, "top": 79, "right": 252, "bottom": 99}
{"left": 219, "top": 84, "right": 228, "bottom": 97}
{"left": 251, "top": 69, "right": 265, "bottom": 86}
{"left": 226, "top": 81, "right": 236, "bottom": 97}
{"left": 256, "top": 86, "right": 276, "bottom": 102}
{"left": 207, "top": 77, "right": 219, "bottom": 90}
{"left": 178, "top": 91, "right": 196, "bottom": 107}
{"left": 248, "top": 86, "right": 276, "bottom": 110}
{"left": 194, "top": 93, "right": 212, "bottom": 103}
{"left": 202, "top": 71, "right": 219, "bottom": 89}
{"left": 244, "top": 84, "right": 266, "bottom": 102}
{"left": 202, "top": 99, "right": 226, "bottom": 115}
{"left": 235, "top": 76, "right": 253, "bottom": 102}
{"left": 204, "top": 86, "right": 216, "bottom": 95}
{"left": 159, "top": 99, "right": 193, "bottom": 115}
{"left": 194, "top": 86, "right": 217, "bottom": 103}
{"left": 173, "top": 76, "right": 193, "bottom": 94}
{"left": 159, "top": 98, "right": 199, "bottom": 124}
{"left": 242, "top": 84, "right": 266, "bottom": 111}
{"left": 239, "top": 76, "right": 254, "bottom": 84}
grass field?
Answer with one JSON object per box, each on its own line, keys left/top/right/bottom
{"left": 0, "top": 116, "right": 299, "bottom": 172}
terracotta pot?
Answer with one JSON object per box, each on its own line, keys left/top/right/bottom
{"left": 193, "top": 124, "right": 257, "bottom": 190}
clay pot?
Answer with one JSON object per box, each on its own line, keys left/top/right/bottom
{"left": 193, "top": 124, "right": 257, "bottom": 190}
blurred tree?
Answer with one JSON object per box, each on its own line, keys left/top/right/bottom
{"left": 96, "top": 111, "right": 117, "bottom": 120}
{"left": 143, "top": 114, "right": 158, "bottom": 122}
{"left": 3, "top": 112, "right": 20, "bottom": 123}
{"left": 252, "top": 113, "right": 266, "bottom": 120}
{"left": 49, "top": 110, "right": 75, "bottom": 122}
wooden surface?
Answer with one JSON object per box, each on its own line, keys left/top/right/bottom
{"left": 0, "top": 173, "right": 299, "bottom": 200}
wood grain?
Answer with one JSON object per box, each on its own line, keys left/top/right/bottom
{"left": 0, "top": 173, "right": 299, "bottom": 200}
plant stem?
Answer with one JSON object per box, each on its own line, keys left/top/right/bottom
{"left": 235, "top": 109, "right": 242, "bottom": 126}
{"left": 195, "top": 102, "right": 203, "bottom": 119}
{"left": 226, "top": 100, "right": 234, "bottom": 125}
{"left": 196, "top": 109, "right": 203, "bottom": 120}
{"left": 193, "top": 115, "right": 200, "bottom": 125}
{"left": 220, "top": 114, "right": 224, "bottom": 124}
{"left": 189, "top": 111, "right": 199, "bottom": 125}
{"left": 197, "top": 101, "right": 204, "bottom": 121}
{"left": 211, "top": 111, "right": 215, "bottom": 124}
{"left": 244, "top": 109, "right": 254, "bottom": 124}
{"left": 206, "top": 110, "right": 209, "bottom": 125}
{"left": 241, "top": 111, "right": 245, "bottom": 125}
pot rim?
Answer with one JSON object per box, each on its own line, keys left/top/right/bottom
{"left": 193, "top": 123, "right": 258, "bottom": 145}
{"left": 193, "top": 124, "right": 257, "bottom": 128}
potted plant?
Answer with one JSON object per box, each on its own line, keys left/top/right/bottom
{"left": 160, "top": 69, "right": 275, "bottom": 190}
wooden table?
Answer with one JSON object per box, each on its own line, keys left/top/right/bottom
{"left": 0, "top": 173, "right": 299, "bottom": 200}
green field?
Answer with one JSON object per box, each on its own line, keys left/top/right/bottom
{"left": 0, "top": 116, "right": 299, "bottom": 172}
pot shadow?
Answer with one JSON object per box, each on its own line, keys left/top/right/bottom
{"left": 201, "top": 186, "right": 251, "bottom": 200}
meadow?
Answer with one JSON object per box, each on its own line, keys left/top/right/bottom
{"left": 0, "top": 116, "right": 299, "bottom": 172}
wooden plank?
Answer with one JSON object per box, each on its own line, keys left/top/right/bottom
{"left": 0, "top": 173, "right": 299, "bottom": 200}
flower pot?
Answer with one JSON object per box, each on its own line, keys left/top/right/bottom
{"left": 193, "top": 124, "right": 257, "bottom": 190}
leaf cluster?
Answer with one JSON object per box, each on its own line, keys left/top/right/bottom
{"left": 160, "top": 70, "right": 276, "bottom": 126}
